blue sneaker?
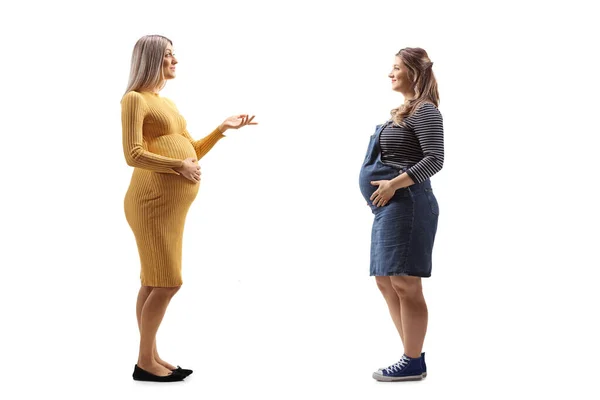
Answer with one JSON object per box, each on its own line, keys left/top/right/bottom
{"left": 378, "top": 352, "right": 426, "bottom": 374}
{"left": 373, "top": 354, "right": 427, "bottom": 382}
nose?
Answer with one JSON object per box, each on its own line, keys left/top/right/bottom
{"left": 388, "top": 71, "right": 394, "bottom": 78}
{"left": 172, "top": 56, "right": 178, "bottom": 65}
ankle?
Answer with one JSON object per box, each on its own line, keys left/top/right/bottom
{"left": 138, "top": 357, "right": 156, "bottom": 366}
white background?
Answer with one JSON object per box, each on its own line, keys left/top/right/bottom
{"left": 0, "top": 0, "right": 598, "bottom": 399}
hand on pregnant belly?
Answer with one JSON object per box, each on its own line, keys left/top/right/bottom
{"left": 370, "top": 180, "right": 395, "bottom": 207}
{"left": 175, "top": 157, "right": 201, "bottom": 183}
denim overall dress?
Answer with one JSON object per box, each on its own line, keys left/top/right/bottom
{"left": 359, "top": 121, "right": 439, "bottom": 277}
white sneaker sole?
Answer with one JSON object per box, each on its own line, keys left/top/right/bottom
{"left": 372, "top": 371, "right": 427, "bottom": 382}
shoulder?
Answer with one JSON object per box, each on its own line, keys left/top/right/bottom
{"left": 409, "top": 102, "right": 443, "bottom": 125}
{"left": 405, "top": 103, "right": 443, "bottom": 134}
{"left": 414, "top": 102, "right": 441, "bottom": 117}
{"left": 121, "top": 91, "right": 148, "bottom": 107}
{"left": 122, "top": 90, "right": 144, "bottom": 101}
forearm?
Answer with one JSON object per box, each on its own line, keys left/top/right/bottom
{"left": 192, "top": 127, "right": 226, "bottom": 160}
{"left": 390, "top": 172, "right": 416, "bottom": 191}
{"left": 124, "top": 146, "right": 184, "bottom": 174}
{"left": 404, "top": 156, "right": 443, "bottom": 183}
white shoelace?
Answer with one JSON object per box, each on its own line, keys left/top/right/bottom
{"left": 385, "top": 355, "right": 410, "bottom": 373}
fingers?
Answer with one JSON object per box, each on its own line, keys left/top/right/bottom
{"left": 188, "top": 172, "right": 200, "bottom": 183}
{"left": 229, "top": 114, "right": 257, "bottom": 128}
{"left": 181, "top": 163, "right": 201, "bottom": 183}
{"left": 370, "top": 190, "right": 378, "bottom": 201}
{"left": 371, "top": 192, "right": 390, "bottom": 207}
{"left": 370, "top": 181, "right": 391, "bottom": 207}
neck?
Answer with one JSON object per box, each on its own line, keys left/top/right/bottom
{"left": 153, "top": 80, "right": 166, "bottom": 94}
{"left": 402, "top": 91, "right": 416, "bottom": 102}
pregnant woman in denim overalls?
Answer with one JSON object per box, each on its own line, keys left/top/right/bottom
{"left": 359, "top": 47, "right": 444, "bottom": 382}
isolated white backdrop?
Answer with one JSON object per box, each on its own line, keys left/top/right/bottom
{"left": 0, "top": 0, "right": 598, "bottom": 399}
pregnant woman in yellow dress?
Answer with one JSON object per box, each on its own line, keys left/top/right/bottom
{"left": 121, "top": 34, "right": 257, "bottom": 382}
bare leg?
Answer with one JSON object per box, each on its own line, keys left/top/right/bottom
{"left": 136, "top": 286, "right": 177, "bottom": 370}
{"left": 375, "top": 277, "right": 404, "bottom": 344}
{"left": 137, "top": 286, "right": 180, "bottom": 376}
{"left": 136, "top": 286, "right": 153, "bottom": 330}
{"left": 390, "top": 276, "right": 428, "bottom": 358}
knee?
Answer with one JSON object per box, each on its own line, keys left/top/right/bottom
{"left": 140, "top": 286, "right": 153, "bottom": 296}
{"left": 152, "top": 286, "right": 181, "bottom": 298}
{"left": 375, "top": 277, "right": 394, "bottom": 294}
{"left": 390, "top": 277, "right": 422, "bottom": 299}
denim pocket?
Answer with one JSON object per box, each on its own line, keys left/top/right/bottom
{"left": 424, "top": 188, "right": 439, "bottom": 216}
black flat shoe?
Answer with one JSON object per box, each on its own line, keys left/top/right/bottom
{"left": 172, "top": 365, "right": 193, "bottom": 377}
{"left": 132, "top": 364, "right": 186, "bottom": 382}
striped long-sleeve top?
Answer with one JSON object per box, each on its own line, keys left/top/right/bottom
{"left": 380, "top": 103, "right": 444, "bottom": 183}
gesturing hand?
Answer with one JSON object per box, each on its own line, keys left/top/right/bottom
{"left": 370, "top": 180, "right": 396, "bottom": 207}
{"left": 175, "top": 157, "right": 201, "bottom": 183}
{"left": 219, "top": 114, "right": 258, "bottom": 132}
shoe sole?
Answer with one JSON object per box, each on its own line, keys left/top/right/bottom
{"left": 133, "top": 376, "right": 185, "bottom": 383}
{"left": 372, "top": 372, "right": 427, "bottom": 382}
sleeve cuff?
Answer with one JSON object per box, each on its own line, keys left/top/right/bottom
{"left": 405, "top": 168, "right": 420, "bottom": 183}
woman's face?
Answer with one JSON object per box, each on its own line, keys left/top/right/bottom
{"left": 162, "top": 44, "right": 177, "bottom": 80}
{"left": 389, "top": 56, "right": 412, "bottom": 95}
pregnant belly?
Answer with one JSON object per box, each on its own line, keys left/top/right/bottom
{"left": 147, "top": 134, "right": 197, "bottom": 160}
{"left": 126, "top": 168, "right": 200, "bottom": 213}
{"left": 359, "top": 163, "right": 400, "bottom": 201}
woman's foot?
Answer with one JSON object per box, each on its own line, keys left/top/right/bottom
{"left": 155, "top": 355, "right": 176, "bottom": 371}
{"left": 373, "top": 354, "right": 426, "bottom": 382}
{"left": 154, "top": 351, "right": 191, "bottom": 376}
{"left": 137, "top": 360, "right": 173, "bottom": 377}
{"left": 132, "top": 364, "right": 185, "bottom": 382}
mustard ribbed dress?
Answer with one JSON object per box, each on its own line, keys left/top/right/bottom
{"left": 121, "top": 91, "right": 224, "bottom": 287}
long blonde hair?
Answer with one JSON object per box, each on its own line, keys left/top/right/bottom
{"left": 391, "top": 47, "right": 440, "bottom": 126}
{"left": 123, "top": 35, "right": 172, "bottom": 96}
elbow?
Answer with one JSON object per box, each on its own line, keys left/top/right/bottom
{"left": 436, "top": 158, "right": 444, "bottom": 173}
{"left": 430, "top": 152, "right": 444, "bottom": 173}
{"left": 125, "top": 147, "right": 143, "bottom": 167}
{"left": 424, "top": 153, "right": 444, "bottom": 174}
{"left": 124, "top": 153, "right": 137, "bottom": 168}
